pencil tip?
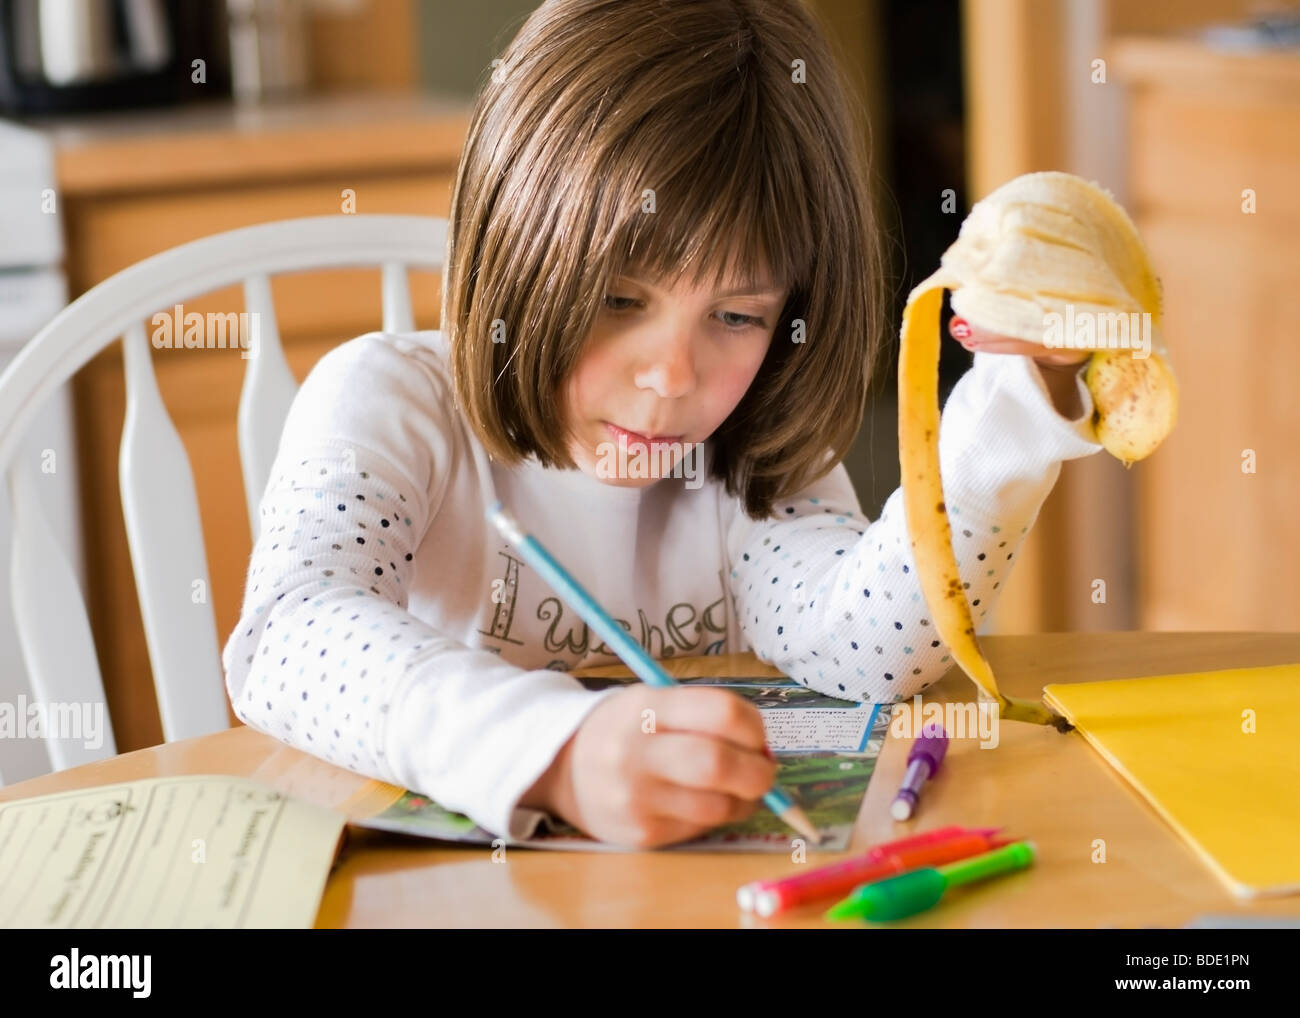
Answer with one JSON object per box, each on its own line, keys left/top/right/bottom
{"left": 783, "top": 804, "right": 823, "bottom": 845}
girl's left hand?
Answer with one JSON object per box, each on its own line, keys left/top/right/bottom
{"left": 949, "top": 316, "right": 1090, "bottom": 368}
{"left": 950, "top": 316, "right": 1089, "bottom": 419}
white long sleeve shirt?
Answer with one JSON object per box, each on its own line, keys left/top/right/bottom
{"left": 221, "top": 329, "right": 1102, "bottom": 839}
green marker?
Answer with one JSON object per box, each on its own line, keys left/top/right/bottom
{"left": 825, "top": 840, "right": 1036, "bottom": 921}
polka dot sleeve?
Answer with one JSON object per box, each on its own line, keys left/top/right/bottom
{"left": 221, "top": 334, "right": 619, "bottom": 840}
{"left": 221, "top": 440, "right": 438, "bottom": 773}
{"left": 726, "top": 350, "right": 1103, "bottom": 704}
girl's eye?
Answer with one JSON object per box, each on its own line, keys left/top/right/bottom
{"left": 603, "top": 295, "right": 640, "bottom": 312}
{"left": 718, "top": 311, "right": 766, "bottom": 330}
{"left": 602, "top": 295, "right": 766, "bottom": 331}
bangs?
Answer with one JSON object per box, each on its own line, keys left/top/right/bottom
{"left": 598, "top": 97, "right": 812, "bottom": 301}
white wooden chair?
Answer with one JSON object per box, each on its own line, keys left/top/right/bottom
{"left": 0, "top": 214, "right": 448, "bottom": 779}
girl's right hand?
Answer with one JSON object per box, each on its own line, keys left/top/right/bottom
{"left": 531, "top": 684, "right": 779, "bottom": 849}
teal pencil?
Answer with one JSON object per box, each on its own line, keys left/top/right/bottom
{"left": 486, "top": 499, "right": 823, "bottom": 845}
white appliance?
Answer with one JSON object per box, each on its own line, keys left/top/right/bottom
{"left": 0, "top": 120, "right": 86, "bottom": 786}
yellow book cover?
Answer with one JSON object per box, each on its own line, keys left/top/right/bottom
{"left": 1043, "top": 661, "right": 1300, "bottom": 900}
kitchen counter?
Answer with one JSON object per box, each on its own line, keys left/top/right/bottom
{"left": 23, "top": 89, "right": 472, "bottom": 196}
{"left": 1109, "top": 33, "right": 1300, "bottom": 92}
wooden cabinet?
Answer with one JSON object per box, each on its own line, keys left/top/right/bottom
{"left": 50, "top": 93, "right": 471, "bottom": 752}
{"left": 961, "top": 4, "right": 1296, "bottom": 636}
{"left": 1110, "top": 37, "right": 1300, "bottom": 631}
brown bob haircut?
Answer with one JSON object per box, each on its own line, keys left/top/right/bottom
{"left": 443, "top": 0, "right": 886, "bottom": 519}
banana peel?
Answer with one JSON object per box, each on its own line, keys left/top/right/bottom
{"left": 898, "top": 172, "right": 1178, "bottom": 730}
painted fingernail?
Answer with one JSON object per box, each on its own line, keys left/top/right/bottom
{"left": 762, "top": 744, "right": 776, "bottom": 761}
{"left": 950, "top": 316, "right": 972, "bottom": 340}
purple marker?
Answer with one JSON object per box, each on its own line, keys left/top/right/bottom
{"left": 891, "top": 723, "right": 948, "bottom": 820}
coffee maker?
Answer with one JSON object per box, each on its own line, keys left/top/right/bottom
{"left": 0, "top": 0, "right": 231, "bottom": 116}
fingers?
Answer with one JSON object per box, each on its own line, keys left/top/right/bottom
{"left": 637, "top": 729, "right": 778, "bottom": 801}
{"left": 1034, "top": 350, "right": 1092, "bottom": 367}
{"left": 646, "top": 686, "right": 770, "bottom": 753}
{"left": 950, "top": 316, "right": 1090, "bottom": 364}
{"left": 642, "top": 778, "right": 759, "bottom": 827}
{"left": 950, "top": 318, "right": 1036, "bottom": 354}
{"left": 618, "top": 801, "right": 758, "bottom": 850}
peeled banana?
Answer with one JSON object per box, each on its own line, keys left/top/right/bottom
{"left": 898, "top": 171, "right": 1178, "bottom": 728}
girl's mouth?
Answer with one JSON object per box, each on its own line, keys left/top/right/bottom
{"left": 603, "top": 422, "right": 684, "bottom": 449}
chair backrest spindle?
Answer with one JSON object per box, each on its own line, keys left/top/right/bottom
{"left": 119, "top": 322, "right": 230, "bottom": 743}
{"left": 7, "top": 456, "right": 117, "bottom": 770}
{"left": 382, "top": 261, "right": 415, "bottom": 334}
{"left": 238, "top": 274, "right": 298, "bottom": 536}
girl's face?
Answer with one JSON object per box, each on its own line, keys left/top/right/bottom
{"left": 561, "top": 266, "right": 787, "bottom": 486}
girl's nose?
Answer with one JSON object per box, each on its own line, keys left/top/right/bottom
{"left": 634, "top": 337, "right": 696, "bottom": 399}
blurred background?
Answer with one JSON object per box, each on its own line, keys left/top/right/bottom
{"left": 0, "top": 0, "right": 1296, "bottom": 777}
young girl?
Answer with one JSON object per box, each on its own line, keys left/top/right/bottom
{"left": 222, "top": 0, "right": 1099, "bottom": 849}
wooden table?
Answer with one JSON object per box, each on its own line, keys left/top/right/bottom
{"left": 3, "top": 632, "right": 1298, "bottom": 928}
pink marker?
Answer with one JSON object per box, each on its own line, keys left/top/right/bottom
{"left": 736, "top": 824, "right": 1000, "bottom": 914}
